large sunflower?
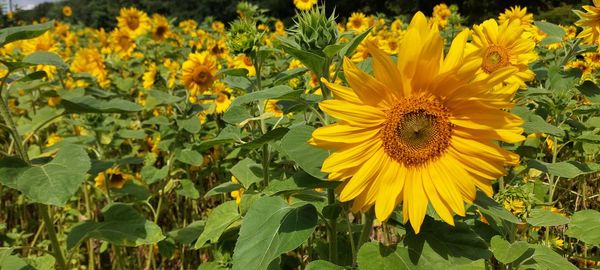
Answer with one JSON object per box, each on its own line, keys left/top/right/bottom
{"left": 575, "top": 0, "right": 600, "bottom": 47}
{"left": 116, "top": 7, "right": 151, "bottom": 38}
{"left": 311, "top": 12, "right": 525, "bottom": 233}
{"left": 466, "top": 19, "right": 537, "bottom": 87}
{"left": 182, "top": 51, "right": 218, "bottom": 96}
{"left": 498, "top": 6, "right": 533, "bottom": 27}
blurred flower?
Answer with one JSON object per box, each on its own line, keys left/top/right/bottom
{"left": 143, "top": 63, "right": 157, "bottom": 89}
{"left": 265, "top": 100, "right": 284, "bottom": 117}
{"left": 95, "top": 168, "right": 133, "bottom": 191}
{"left": 231, "top": 54, "right": 256, "bottom": 76}
{"left": 63, "top": 6, "right": 72, "bottom": 17}
{"left": 498, "top": 6, "right": 533, "bottom": 27}
{"left": 347, "top": 12, "right": 369, "bottom": 32}
{"left": 70, "top": 48, "right": 110, "bottom": 88}
{"left": 117, "top": 7, "right": 151, "bottom": 38}
{"left": 575, "top": 0, "right": 600, "bottom": 47}
{"left": 151, "top": 14, "right": 170, "bottom": 41}
{"left": 45, "top": 133, "right": 62, "bottom": 147}
{"left": 293, "top": 0, "right": 317, "bottom": 11}
{"left": 212, "top": 21, "right": 225, "bottom": 32}
{"left": 182, "top": 51, "right": 218, "bottom": 96}
{"left": 504, "top": 198, "right": 526, "bottom": 215}
{"left": 432, "top": 3, "right": 451, "bottom": 28}
{"left": 109, "top": 28, "right": 136, "bottom": 59}
{"left": 230, "top": 176, "right": 245, "bottom": 205}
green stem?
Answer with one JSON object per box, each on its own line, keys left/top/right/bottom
{"left": 252, "top": 52, "right": 270, "bottom": 187}
{"left": 357, "top": 208, "right": 374, "bottom": 250}
{"left": 545, "top": 135, "right": 559, "bottom": 244}
{"left": 344, "top": 206, "right": 357, "bottom": 268}
{"left": 39, "top": 205, "right": 67, "bottom": 270}
{"left": 326, "top": 189, "right": 338, "bottom": 263}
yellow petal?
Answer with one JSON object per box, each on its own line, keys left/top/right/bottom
{"left": 343, "top": 57, "right": 394, "bottom": 107}
{"left": 311, "top": 123, "right": 380, "bottom": 148}
{"left": 319, "top": 100, "right": 386, "bottom": 127}
{"left": 374, "top": 161, "right": 405, "bottom": 221}
{"left": 321, "top": 78, "right": 361, "bottom": 104}
{"left": 339, "top": 148, "right": 387, "bottom": 201}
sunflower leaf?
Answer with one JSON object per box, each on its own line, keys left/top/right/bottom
{"left": 565, "top": 209, "right": 600, "bottom": 245}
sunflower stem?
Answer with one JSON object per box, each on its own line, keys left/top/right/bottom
{"left": 326, "top": 189, "right": 338, "bottom": 263}
{"left": 39, "top": 205, "right": 68, "bottom": 270}
{"left": 357, "top": 208, "right": 374, "bottom": 250}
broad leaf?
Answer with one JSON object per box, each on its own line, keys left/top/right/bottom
{"left": 230, "top": 85, "right": 301, "bottom": 106}
{"left": 62, "top": 96, "right": 142, "bottom": 113}
{"left": 175, "top": 148, "right": 204, "bottom": 166}
{"left": 241, "top": 127, "right": 289, "bottom": 150}
{"left": 530, "top": 245, "right": 577, "bottom": 270}
{"left": 527, "top": 208, "right": 570, "bottom": 227}
{"left": 0, "top": 21, "right": 53, "bottom": 48}
{"left": 195, "top": 201, "right": 241, "bottom": 248}
{"left": 512, "top": 106, "right": 564, "bottom": 137}
{"left": 527, "top": 160, "right": 600, "bottom": 179}
{"left": 473, "top": 191, "right": 520, "bottom": 224}
{"left": 230, "top": 158, "right": 263, "bottom": 188}
{"left": 566, "top": 209, "right": 600, "bottom": 245}
{"left": 231, "top": 196, "right": 318, "bottom": 270}
{"left": 67, "top": 203, "right": 165, "bottom": 249}
{"left": 490, "top": 236, "right": 531, "bottom": 264}
{"left": 305, "top": 260, "right": 344, "bottom": 270}
{"left": 280, "top": 125, "right": 328, "bottom": 179}
{"left": 22, "top": 51, "right": 67, "bottom": 69}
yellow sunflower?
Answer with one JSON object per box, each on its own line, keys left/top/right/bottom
{"left": 231, "top": 54, "right": 256, "bottom": 77}
{"left": 182, "top": 51, "right": 218, "bottom": 96}
{"left": 293, "top": 0, "right": 317, "bottom": 11}
{"left": 143, "top": 63, "right": 157, "bottom": 89}
{"left": 117, "top": 7, "right": 151, "bottom": 38}
{"left": 498, "top": 6, "right": 533, "bottom": 27}
{"left": 466, "top": 19, "right": 537, "bottom": 87}
{"left": 311, "top": 12, "right": 524, "bottom": 233}
{"left": 230, "top": 176, "right": 245, "bottom": 205}
{"left": 95, "top": 168, "right": 133, "bottom": 191}
{"left": 265, "top": 100, "right": 284, "bottom": 117}
{"left": 70, "top": 48, "right": 110, "bottom": 88}
{"left": 432, "top": 3, "right": 451, "bottom": 28}
{"left": 347, "top": 12, "right": 369, "bottom": 32}
{"left": 62, "top": 6, "right": 72, "bottom": 17}
{"left": 109, "top": 28, "right": 136, "bottom": 59}
{"left": 151, "top": 14, "right": 170, "bottom": 41}
{"left": 575, "top": 0, "right": 600, "bottom": 47}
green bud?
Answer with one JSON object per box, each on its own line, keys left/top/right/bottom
{"left": 291, "top": 6, "right": 339, "bottom": 55}
{"left": 227, "top": 18, "right": 261, "bottom": 55}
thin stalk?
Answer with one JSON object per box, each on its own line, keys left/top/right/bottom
{"left": 326, "top": 189, "right": 338, "bottom": 263}
{"left": 82, "top": 184, "right": 95, "bottom": 270}
{"left": 545, "top": 135, "right": 559, "bottom": 244}
{"left": 39, "top": 205, "right": 67, "bottom": 270}
{"left": 344, "top": 207, "right": 357, "bottom": 268}
{"left": 252, "top": 52, "right": 270, "bottom": 187}
{"left": 357, "top": 208, "right": 374, "bottom": 250}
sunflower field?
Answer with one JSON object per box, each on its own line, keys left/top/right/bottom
{"left": 0, "top": 0, "right": 599, "bottom": 269}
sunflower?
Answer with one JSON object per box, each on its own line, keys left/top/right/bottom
{"left": 70, "top": 48, "right": 110, "bottom": 88}
{"left": 575, "top": 0, "right": 600, "bottom": 47}
{"left": 182, "top": 51, "right": 218, "bottom": 96}
{"left": 117, "top": 7, "right": 151, "bottom": 38}
{"left": 143, "top": 63, "right": 157, "bottom": 89}
{"left": 109, "top": 28, "right": 136, "bottom": 59}
{"left": 347, "top": 12, "right": 369, "bottom": 32}
{"left": 498, "top": 6, "right": 533, "bottom": 27}
{"left": 265, "top": 100, "right": 284, "bottom": 117}
{"left": 311, "top": 12, "right": 524, "bottom": 233}
{"left": 230, "top": 54, "right": 256, "bottom": 76}
{"left": 151, "top": 14, "right": 170, "bottom": 41}
{"left": 466, "top": 19, "right": 537, "bottom": 87}
{"left": 62, "top": 6, "right": 72, "bottom": 17}
{"left": 94, "top": 168, "right": 133, "bottom": 191}
{"left": 293, "top": 0, "right": 317, "bottom": 11}
{"left": 432, "top": 3, "right": 452, "bottom": 28}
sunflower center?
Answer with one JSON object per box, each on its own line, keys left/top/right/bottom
{"left": 482, "top": 45, "right": 510, "bottom": 73}
{"left": 127, "top": 16, "right": 140, "bottom": 30}
{"left": 243, "top": 56, "right": 253, "bottom": 67}
{"left": 381, "top": 96, "right": 453, "bottom": 167}
{"left": 155, "top": 26, "right": 167, "bottom": 37}
{"left": 194, "top": 69, "right": 212, "bottom": 84}
{"left": 352, "top": 18, "right": 363, "bottom": 28}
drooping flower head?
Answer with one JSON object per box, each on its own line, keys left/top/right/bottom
{"left": 311, "top": 12, "right": 525, "bottom": 233}
{"left": 575, "top": 0, "right": 600, "bottom": 47}
{"left": 466, "top": 19, "right": 537, "bottom": 87}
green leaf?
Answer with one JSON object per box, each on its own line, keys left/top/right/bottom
{"left": 527, "top": 208, "right": 570, "bottom": 227}
{"left": 511, "top": 106, "right": 564, "bottom": 137}
{"left": 22, "top": 51, "right": 67, "bottom": 69}
{"left": 2, "top": 145, "right": 91, "bottom": 206}
{"left": 117, "top": 129, "right": 146, "bottom": 140}
{"left": 280, "top": 125, "right": 328, "bottom": 179}
{"left": 577, "top": 80, "right": 600, "bottom": 103}
{"left": 167, "top": 221, "right": 204, "bottom": 246}
{"left": 305, "top": 260, "right": 344, "bottom": 270}
{"left": 574, "top": 133, "right": 600, "bottom": 144}
{"left": 280, "top": 45, "right": 326, "bottom": 76}
{"left": 566, "top": 209, "right": 600, "bottom": 245}
{"left": 338, "top": 27, "right": 373, "bottom": 57}
{"left": 176, "top": 117, "right": 202, "bottom": 134}
{"left": 527, "top": 160, "right": 600, "bottom": 178}
{"left": 204, "top": 181, "right": 243, "bottom": 198}
{"left": 195, "top": 201, "right": 240, "bottom": 248}
{"left": 145, "top": 90, "right": 183, "bottom": 108}
{"left": 534, "top": 21, "right": 565, "bottom": 38}
{"left": 198, "top": 261, "right": 228, "bottom": 270}
{"left": 62, "top": 96, "right": 142, "bottom": 113}
{"left": 323, "top": 44, "right": 346, "bottom": 58}
{"left": 490, "top": 236, "right": 531, "bottom": 264}
{"left": 241, "top": 127, "right": 289, "bottom": 150}
{"left": 263, "top": 171, "right": 338, "bottom": 195}
{"left": 231, "top": 85, "right": 301, "bottom": 107}
{"left": 357, "top": 243, "right": 420, "bottom": 270}
{"left": 67, "top": 203, "right": 165, "bottom": 249}
{"left": 175, "top": 148, "right": 203, "bottom": 166}
{"left": 230, "top": 158, "right": 263, "bottom": 188}
{"left": 473, "top": 190, "right": 520, "bottom": 224}
{"left": 272, "top": 68, "right": 307, "bottom": 85}
{"left": 176, "top": 179, "right": 200, "bottom": 199}
{"left": 140, "top": 165, "right": 168, "bottom": 185}
{"left": 530, "top": 245, "right": 577, "bottom": 270}
{"left": 223, "top": 104, "right": 252, "bottom": 125}
{"left": 231, "top": 196, "right": 318, "bottom": 270}
{"left": 197, "top": 126, "right": 241, "bottom": 151}
{"left": 217, "top": 68, "right": 249, "bottom": 77}
{"left": 0, "top": 21, "right": 53, "bottom": 48}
